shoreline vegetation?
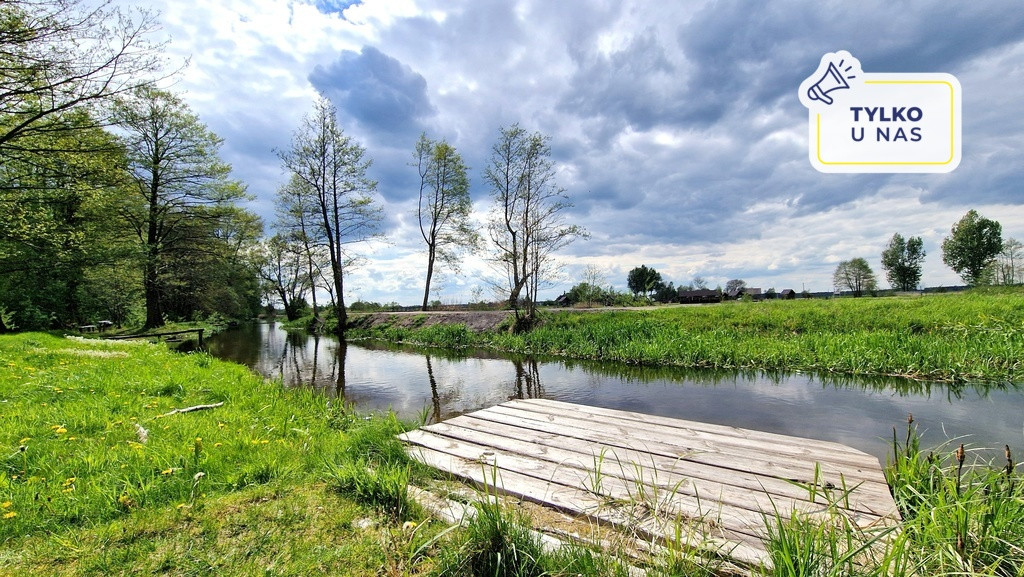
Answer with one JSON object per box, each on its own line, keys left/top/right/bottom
{"left": 2, "top": 290, "right": 1022, "bottom": 575}
{"left": 343, "top": 288, "right": 1024, "bottom": 385}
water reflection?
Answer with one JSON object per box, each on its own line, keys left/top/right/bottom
{"left": 207, "top": 322, "right": 1024, "bottom": 463}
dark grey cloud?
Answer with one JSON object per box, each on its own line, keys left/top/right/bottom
{"left": 309, "top": 45, "right": 435, "bottom": 136}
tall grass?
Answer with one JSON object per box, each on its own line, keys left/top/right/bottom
{"left": 348, "top": 289, "right": 1024, "bottom": 383}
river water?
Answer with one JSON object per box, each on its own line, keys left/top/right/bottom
{"left": 206, "top": 321, "right": 1024, "bottom": 464}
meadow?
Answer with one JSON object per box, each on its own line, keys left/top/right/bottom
{"left": 352, "top": 288, "right": 1024, "bottom": 384}
{"left": 2, "top": 308, "right": 1022, "bottom": 575}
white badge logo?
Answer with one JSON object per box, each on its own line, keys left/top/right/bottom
{"left": 799, "top": 51, "right": 961, "bottom": 173}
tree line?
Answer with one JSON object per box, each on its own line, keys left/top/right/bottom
{"left": 1, "top": 1, "right": 261, "bottom": 331}
{"left": 833, "top": 209, "right": 1016, "bottom": 297}
{"left": 1, "top": 1, "right": 587, "bottom": 335}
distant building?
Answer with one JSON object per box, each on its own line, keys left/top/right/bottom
{"left": 780, "top": 289, "right": 796, "bottom": 300}
{"left": 677, "top": 288, "right": 722, "bottom": 304}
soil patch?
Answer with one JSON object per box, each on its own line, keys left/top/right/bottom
{"left": 348, "top": 309, "right": 513, "bottom": 332}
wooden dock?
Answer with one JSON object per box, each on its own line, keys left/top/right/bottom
{"left": 400, "top": 398, "right": 901, "bottom": 569}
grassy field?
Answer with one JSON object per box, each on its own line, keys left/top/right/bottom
{"left": 351, "top": 288, "right": 1024, "bottom": 384}
{"left": 2, "top": 331, "right": 1021, "bottom": 575}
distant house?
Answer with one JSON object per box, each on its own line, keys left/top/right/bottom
{"left": 554, "top": 294, "right": 570, "bottom": 306}
{"left": 780, "top": 289, "right": 796, "bottom": 300}
{"left": 727, "top": 287, "right": 763, "bottom": 301}
{"left": 677, "top": 288, "right": 722, "bottom": 304}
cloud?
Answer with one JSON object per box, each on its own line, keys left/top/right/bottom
{"left": 309, "top": 45, "right": 435, "bottom": 136}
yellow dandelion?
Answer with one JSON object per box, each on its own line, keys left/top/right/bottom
{"left": 63, "top": 477, "right": 76, "bottom": 486}
{"left": 67, "top": 436, "right": 77, "bottom": 441}
{"left": 19, "top": 437, "right": 30, "bottom": 444}
{"left": 54, "top": 427, "right": 67, "bottom": 435}
{"left": 260, "top": 440, "right": 269, "bottom": 445}
{"left": 161, "top": 468, "right": 174, "bottom": 475}
{"left": 2, "top": 512, "right": 16, "bottom": 519}
{"left": 176, "top": 503, "right": 189, "bottom": 509}
{"left": 217, "top": 423, "right": 226, "bottom": 429}
{"left": 214, "top": 443, "right": 222, "bottom": 448}
{"left": 1, "top": 501, "right": 11, "bottom": 509}
{"left": 61, "top": 487, "right": 74, "bottom": 494}
{"left": 195, "top": 437, "right": 202, "bottom": 442}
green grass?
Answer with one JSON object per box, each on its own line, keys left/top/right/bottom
{"left": 3, "top": 331, "right": 1022, "bottom": 576}
{"left": 348, "top": 289, "right": 1024, "bottom": 383}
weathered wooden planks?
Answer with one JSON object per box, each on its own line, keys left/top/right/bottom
{"left": 399, "top": 398, "right": 901, "bottom": 569}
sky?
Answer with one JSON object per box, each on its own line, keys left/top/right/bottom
{"left": 124, "top": 0, "right": 1024, "bottom": 305}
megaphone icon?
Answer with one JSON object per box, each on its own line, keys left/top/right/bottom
{"left": 806, "top": 60, "right": 856, "bottom": 105}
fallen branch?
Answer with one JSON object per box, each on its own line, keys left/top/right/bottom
{"left": 158, "top": 402, "right": 224, "bottom": 418}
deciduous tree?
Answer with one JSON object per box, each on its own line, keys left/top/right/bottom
{"left": 942, "top": 210, "right": 1002, "bottom": 286}
{"left": 414, "top": 133, "right": 477, "bottom": 311}
{"left": 114, "top": 87, "right": 252, "bottom": 328}
{"left": 278, "top": 96, "right": 382, "bottom": 335}
{"left": 833, "top": 258, "right": 877, "bottom": 297}
{"left": 484, "top": 124, "right": 585, "bottom": 329}
{"left": 627, "top": 265, "right": 662, "bottom": 297}
{"left": 881, "top": 233, "right": 926, "bottom": 291}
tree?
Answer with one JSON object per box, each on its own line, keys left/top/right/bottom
{"left": 990, "top": 238, "right": 1023, "bottom": 286}
{"left": 627, "top": 265, "right": 662, "bottom": 297}
{"left": 1, "top": 0, "right": 163, "bottom": 158}
{"left": 278, "top": 96, "right": 382, "bottom": 335}
{"left": 484, "top": 124, "right": 585, "bottom": 328}
{"left": 0, "top": 108, "right": 132, "bottom": 329}
{"left": 114, "top": 87, "right": 251, "bottom": 328}
{"left": 942, "top": 210, "right": 1003, "bottom": 286}
{"left": 880, "top": 233, "right": 926, "bottom": 291}
{"left": 691, "top": 276, "right": 709, "bottom": 290}
{"left": 414, "top": 133, "right": 477, "bottom": 310}
{"left": 833, "top": 258, "right": 877, "bottom": 297}
{"left": 725, "top": 279, "right": 746, "bottom": 295}
{"left": 256, "top": 234, "right": 310, "bottom": 321}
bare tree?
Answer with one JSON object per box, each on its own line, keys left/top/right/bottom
{"left": 991, "top": 237, "right": 1023, "bottom": 285}
{"left": 414, "top": 133, "right": 478, "bottom": 310}
{"left": 277, "top": 96, "right": 382, "bottom": 335}
{"left": 484, "top": 124, "right": 585, "bottom": 329}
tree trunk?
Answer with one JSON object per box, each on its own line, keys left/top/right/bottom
{"left": 422, "top": 245, "right": 436, "bottom": 311}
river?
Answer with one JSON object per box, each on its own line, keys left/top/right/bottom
{"left": 206, "top": 321, "right": 1024, "bottom": 464}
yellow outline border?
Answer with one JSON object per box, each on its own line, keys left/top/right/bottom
{"left": 815, "top": 80, "right": 957, "bottom": 166}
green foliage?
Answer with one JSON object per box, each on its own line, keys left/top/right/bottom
{"left": 942, "top": 209, "right": 1004, "bottom": 286}
{"left": 627, "top": 264, "right": 662, "bottom": 297}
{"left": 833, "top": 257, "right": 878, "bottom": 297}
{"left": 435, "top": 497, "right": 545, "bottom": 576}
{"left": 882, "top": 233, "right": 927, "bottom": 291}
{"left": 885, "top": 420, "right": 1023, "bottom": 576}
{"left": 414, "top": 133, "right": 478, "bottom": 310}
{"left": 115, "top": 87, "right": 262, "bottom": 329}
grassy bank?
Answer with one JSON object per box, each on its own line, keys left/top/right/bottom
{"left": 0, "top": 333, "right": 441, "bottom": 574}
{"left": 1, "top": 332, "right": 1022, "bottom": 575}
{"left": 350, "top": 289, "right": 1024, "bottom": 383}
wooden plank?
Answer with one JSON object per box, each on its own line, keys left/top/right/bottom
{"left": 403, "top": 427, "right": 768, "bottom": 542}
{"left": 489, "top": 402, "right": 887, "bottom": 485}
{"left": 423, "top": 417, "right": 892, "bottom": 527}
{"left": 402, "top": 433, "right": 770, "bottom": 568}
{"left": 400, "top": 400, "right": 902, "bottom": 572}
{"left": 472, "top": 404, "right": 892, "bottom": 499}
{"left": 510, "top": 398, "right": 881, "bottom": 469}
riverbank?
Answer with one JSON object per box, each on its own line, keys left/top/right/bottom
{"left": 348, "top": 288, "right": 1024, "bottom": 383}
{"left": 1, "top": 332, "right": 1021, "bottom": 575}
